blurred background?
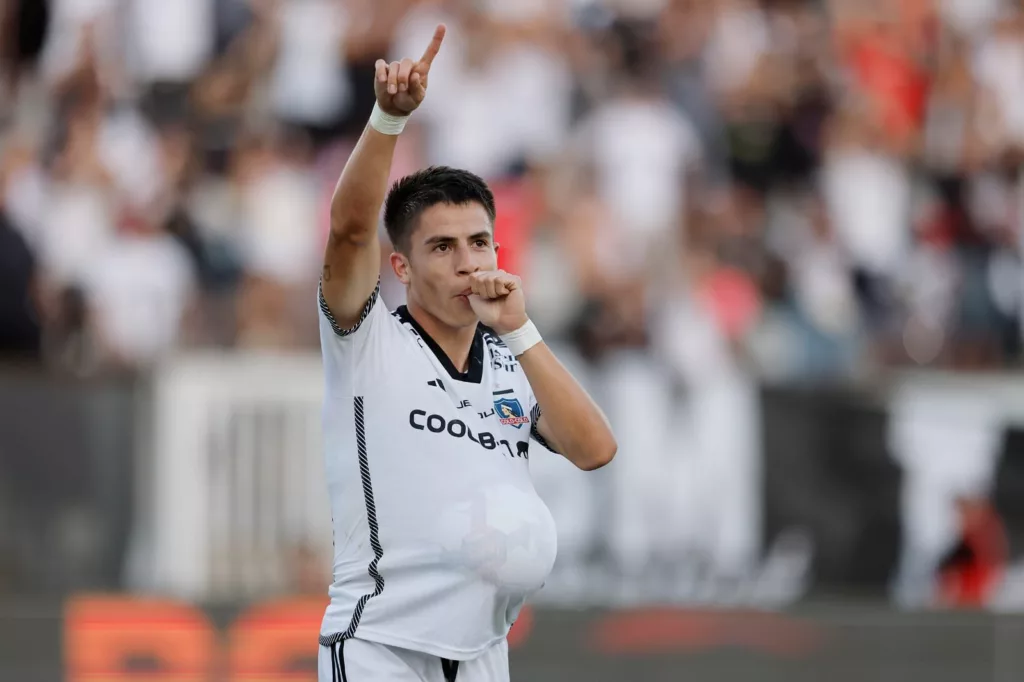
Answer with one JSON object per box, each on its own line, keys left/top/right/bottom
{"left": 4, "top": 0, "right": 1024, "bottom": 679}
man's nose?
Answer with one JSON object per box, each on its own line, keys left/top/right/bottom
{"left": 456, "top": 246, "right": 480, "bottom": 276}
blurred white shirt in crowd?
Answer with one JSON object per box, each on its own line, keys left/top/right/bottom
{"left": 84, "top": 233, "right": 195, "bottom": 364}
{"left": 973, "top": 28, "right": 1024, "bottom": 148}
{"left": 427, "top": 66, "right": 512, "bottom": 179}
{"left": 269, "top": 0, "right": 351, "bottom": 127}
{"left": 939, "top": 0, "right": 1002, "bottom": 38}
{"left": 657, "top": 294, "right": 761, "bottom": 578}
{"left": 497, "top": 45, "right": 574, "bottom": 166}
{"left": 2, "top": 159, "right": 47, "bottom": 245}
{"left": 900, "top": 244, "right": 959, "bottom": 344}
{"left": 392, "top": 7, "right": 572, "bottom": 175}
{"left": 239, "top": 164, "right": 321, "bottom": 286}
{"left": 791, "top": 242, "right": 861, "bottom": 336}
{"left": 603, "top": 0, "right": 668, "bottom": 20}
{"left": 98, "top": 107, "right": 165, "bottom": 207}
{"left": 821, "top": 149, "right": 911, "bottom": 277}
{"left": 430, "top": 49, "right": 572, "bottom": 178}
{"left": 481, "top": 0, "right": 567, "bottom": 22}
{"left": 703, "top": 0, "right": 770, "bottom": 94}
{"left": 769, "top": 202, "right": 861, "bottom": 338}
{"left": 523, "top": 229, "right": 585, "bottom": 336}
{"left": 391, "top": 4, "right": 464, "bottom": 126}
{"left": 577, "top": 97, "right": 701, "bottom": 260}
{"left": 126, "top": 0, "right": 214, "bottom": 84}
{"left": 37, "top": 183, "right": 116, "bottom": 287}
{"left": 40, "top": 0, "right": 119, "bottom": 88}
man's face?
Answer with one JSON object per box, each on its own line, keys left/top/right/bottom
{"left": 391, "top": 202, "right": 497, "bottom": 329}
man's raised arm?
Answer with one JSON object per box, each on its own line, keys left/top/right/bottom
{"left": 321, "top": 24, "right": 446, "bottom": 327}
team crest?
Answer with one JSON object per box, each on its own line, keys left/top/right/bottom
{"left": 494, "top": 397, "right": 529, "bottom": 428}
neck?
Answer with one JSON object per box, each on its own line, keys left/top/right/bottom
{"left": 406, "top": 299, "right": 477, "bottom": 373}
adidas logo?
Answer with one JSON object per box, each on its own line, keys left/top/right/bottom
{"left": 427, "top": 379, "right": 446, "bottom": 392}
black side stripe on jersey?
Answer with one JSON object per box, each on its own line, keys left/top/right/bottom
{"left": 319, "top": 278, "right": 381, "bottom": 337}
{"left": 530, "top": 403, "right": 557, "bottom": 453}
{"left": 319, "top": 397, "right": 385, "bottom": 647}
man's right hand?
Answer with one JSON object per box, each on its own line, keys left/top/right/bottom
{"left": 374, "top": 24, "right": 446, "bottom": 117}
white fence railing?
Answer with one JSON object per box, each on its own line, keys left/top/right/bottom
{"left": 129, "top": 352, "right": 329, "bottom": 601}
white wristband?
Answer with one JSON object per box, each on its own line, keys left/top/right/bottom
{"left": 369, "top": 102, "right": 409, "bottom": 135}
{"left": 501, "top": 319, "right": 542, "bottom": 357}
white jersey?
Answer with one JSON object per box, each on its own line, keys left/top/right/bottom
{"left": 317, "top": 282, "right": 558, "bottom": 660}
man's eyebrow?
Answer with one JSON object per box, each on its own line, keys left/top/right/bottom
{"left": 424, "top": 235, "right": 456, "bottom": 245}
{"left": 423, "top": 232, "right": 492, "bottom": 245}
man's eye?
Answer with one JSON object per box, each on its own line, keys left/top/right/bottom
{"left": 435, "top": 243, "right": 449, "bottom": 252}
{"left": 475, "top": 240, "right": 488, "bottom": 247}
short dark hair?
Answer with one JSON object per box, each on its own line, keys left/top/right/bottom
{"left": 383, "top": 166, "right": 496, "bottom": 252}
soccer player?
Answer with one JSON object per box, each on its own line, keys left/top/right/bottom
{"left": 316, "top": 24, "right": 617, "bottom": 682}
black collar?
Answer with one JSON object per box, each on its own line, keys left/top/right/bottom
{"left": 396, "top": 306, "right": 485, "bottom": 384}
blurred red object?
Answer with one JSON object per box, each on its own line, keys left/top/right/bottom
{"left": 697, "top": 267, "right": 762, "bottom": 341}
{"left": 938, "top": 499, "right": 1008, "bottom": 608}
{"left": 65, "top": 594, "right": 217, "bottom": 681}
{"left": 491, "top": 177, "right": 540, "bottom": 277}
{"left": 847, "top": 38, "right": 930, "bottom": 142}
{"left": 506, "top": 605, "right": 534, "bottom": 649}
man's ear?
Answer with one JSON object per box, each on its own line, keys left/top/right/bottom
{"left": 390, "top": 251, "right": 411, "bottom": 285}
{"left": 494, "top": 242, "right": 500, "bottom": 254}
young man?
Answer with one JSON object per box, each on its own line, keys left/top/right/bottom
{"left": 317, "top": 25, "right": 617, "bottom": 682}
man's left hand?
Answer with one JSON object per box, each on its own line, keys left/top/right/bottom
{"left": 468, "top": 270, "right": 528, "bottom": 335}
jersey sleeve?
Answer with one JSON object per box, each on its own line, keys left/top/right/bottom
{"left": 526, "top": 390, "right": 559, "bottom": 454}
{"left": 318, "top": 278, "right": 380, "bottom": 338}
{"left": 317, "top": 278, "right": 395, "bottom": 394}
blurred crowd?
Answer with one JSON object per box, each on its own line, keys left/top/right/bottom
{"left": 6, "top": 0, "right": 1024, "bottom": 607}
{"left": 1, "top": 0, "right": 1024, "bottom": 380}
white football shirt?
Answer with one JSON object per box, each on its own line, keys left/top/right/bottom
{"left": 317, "top": 282, "right": 559, "bottom": 660}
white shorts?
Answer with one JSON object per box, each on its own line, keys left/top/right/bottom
{"left": 318, "top": 637, "right": 510, "bottom": 682}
